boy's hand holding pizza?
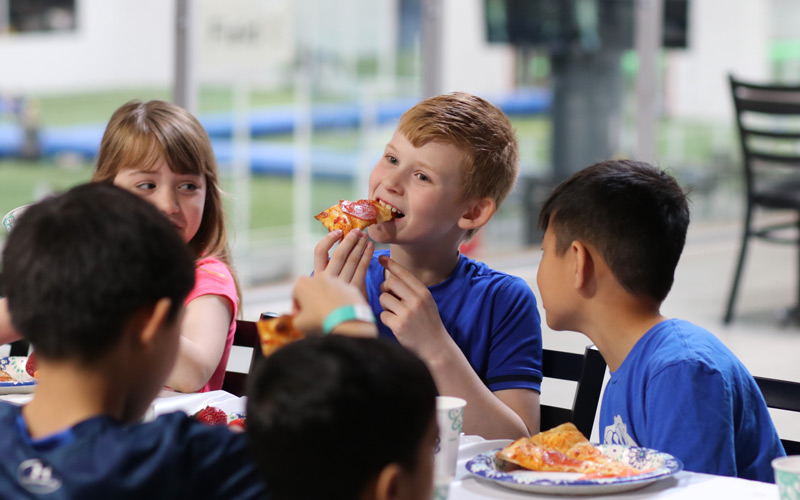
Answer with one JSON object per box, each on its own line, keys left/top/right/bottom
{"left": 313, "top": 228, "right": 374, "bottom": 300}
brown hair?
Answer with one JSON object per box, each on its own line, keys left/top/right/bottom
{"left": 93, "top": 100, "right": 239, "bottom": 297}
{"left": 397, "top": 92, "right": 519, "bottom": 238}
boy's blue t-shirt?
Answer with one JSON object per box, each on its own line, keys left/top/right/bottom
{"left": 600, "top": 319, "right": 785, "bottom": 482}
{"left": 0, "top": 403, "right": 266, "bottom": 499}
{"left": 366, "top": 250, "right": 543, "bottom": 392}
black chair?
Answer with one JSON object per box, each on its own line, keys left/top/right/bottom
{"left": 540, "top": 345, "right": 607, "bottom": 440}
{"left": 724, "top": 75, "right": 800, "bottom": 324}
{"left": 221, "top": 319, "right": 264, "bottom": 397}
{"left": 221, "top": 313, "right": 278, "bottom": 397}
{"left": 753, "top": 376, "right": 800, "bottom": 455}
{"left": 8, "top": 340, "right": 30, "bottom": 356}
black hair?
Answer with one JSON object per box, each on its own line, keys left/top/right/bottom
{"left": 2, "top": 182, "right": 195, "bottom": 363}
{"left": 538, "top": 159, "right": 690, "bottom": 303}
{"left": 246, "top": 336, "right": 438, "bottom": 500}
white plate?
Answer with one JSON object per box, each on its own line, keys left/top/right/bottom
{"left": 0, "top": 356, "right": 37, "bottom": 395}
{"left": 465, "top": 444, "right": 683, "bottom": 495}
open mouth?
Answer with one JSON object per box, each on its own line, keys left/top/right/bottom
{"left": 377, "top": 199, "right": 405, "bottom": 219}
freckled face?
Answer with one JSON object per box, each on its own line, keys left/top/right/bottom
{"left": 113, "top": 157, "right": 206, "bottom": 243}
{"left": 368, "top": 131, "right": 471, "bottom": 246}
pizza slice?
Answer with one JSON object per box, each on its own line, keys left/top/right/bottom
{"left": 495, "top": 437, "right": 586, "bottom": 473}
{"left": 528, "top": 422, "right": 589, "bottom": 453}
{"left": 256, "top": 314, "right": 305, "bottom": 356}
{"left": 315, "top": 199, "right": 402, "bottom": 236}
{"left": 495, "top": 423, "right": 642, "bottom": 477}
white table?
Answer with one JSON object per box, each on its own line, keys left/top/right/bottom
{"left": 0, "top": 389, "right": 245, "bottom": 421}
{"left": 449, "top": 438, "right": 778, "bottom": 499}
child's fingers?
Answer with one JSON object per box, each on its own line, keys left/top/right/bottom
{"left": 351, "top": 240, "right": 374, "bottom": 288}
{"left": 323, "top": 229, "right": 363, "bottom": 276}
{"left": 313, "top": 230, "right": 343, "bottom": 273}
{"left": 378, "top": 254, "right": 426, "bottom": 292}
{"left": 337, "top": 232, "right": 370, "bottom": 282}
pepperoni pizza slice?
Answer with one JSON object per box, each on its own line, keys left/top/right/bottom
{"left": 315, "top": 199, "right": 402, "bottom": 236}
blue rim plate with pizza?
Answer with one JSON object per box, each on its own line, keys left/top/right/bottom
{"left": 0, "top": 356, "right": 38, "bottom": 395}
{"left": 465, "top": 444, "right": 683, "bottom": 495}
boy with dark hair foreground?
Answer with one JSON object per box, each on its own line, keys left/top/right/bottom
{"left": 536, "top": 159, "right": 785, "bottom": 482}
{"left": 247, "top": 335, "right": 438, "bottom": 500}
{"left": 0, "top": 183, "right": 265, "bottom": 498}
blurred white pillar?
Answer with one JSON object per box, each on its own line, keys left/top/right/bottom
{"left": 635, "top": 0, "right": 663, "bottom": 164}
{"left": 421, "top": 0, "right": 444, "bottom": 97}
{"left": 174, "top": 0, "right": 197, "bottom": 112}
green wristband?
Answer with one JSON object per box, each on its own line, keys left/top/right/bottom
{"left": 322, "top": 305, "right": 375, "bottom": 335}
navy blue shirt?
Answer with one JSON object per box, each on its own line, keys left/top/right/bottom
{"left": 366, "top": 250, "right": 543, "bottom": 392}
{"left": 0, "top": 403, "right": 266, "bottom": 499}
{"left": 600, "top": 319, "right": 785, "bottom": 482}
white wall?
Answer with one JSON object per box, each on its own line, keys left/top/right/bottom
{"left": 665, "top": 0, "right": 771, "bottom": 121}
{"left": 0, "top": 0, "right": 174, "bottom": 95}
{"left": 440, "top": 0, "right": 516, "bottom": 95}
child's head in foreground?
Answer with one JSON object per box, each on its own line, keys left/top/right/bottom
{"left": 2, "top": 182, "right": 195, "bottom": 419}
{"left": 92, "top": 99, "right": 228, "bottom": 262}
{"left": 371, "top": 92, "right": 519, "bottom": 241}
{"left": 246, "top": 336, "right": 438, "bottom": 500}
{"left": 537, "top": 159, "right": 690, "bottom": 315}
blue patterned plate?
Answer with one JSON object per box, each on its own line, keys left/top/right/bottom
{"left": 2, "top": 204, "right": 29, "bottom": 233}
{"left": 0, "top": 356, "right": 37, "bottom": 395}
{"left": 466, "top": 444, "right": 683, "bottom": 495}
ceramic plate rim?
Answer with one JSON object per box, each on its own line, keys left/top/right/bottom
{"left": 465, "top": 444, "right": 683, "bottom": 494}
{"left": 0, "top": 356, "right": 37, "bottom": 394}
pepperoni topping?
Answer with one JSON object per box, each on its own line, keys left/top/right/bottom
{"left": 340, "top": 199, "right": 378, "bottom": 221}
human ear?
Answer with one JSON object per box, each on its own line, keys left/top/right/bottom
{"left": 458, "top": 197, "right": 496, "bottom": 230}
{"left": 571, "top": 241, "right": 595, "bottom": 294}
{"left": 373, "top": 463, "right": 402, "bottom": 500}
{"left": 138, "top": 298, "right": 173, "bottom": 350}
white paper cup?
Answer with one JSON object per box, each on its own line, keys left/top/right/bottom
{"left": 434, "top": 396, "right": 466, "bottom": 481}
{"left": 773, "top": 456, "right": 800, "bottom": 500}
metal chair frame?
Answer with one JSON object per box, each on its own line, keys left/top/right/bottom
{"left": 725, "top": 75, "right": 800, "bottom": 323}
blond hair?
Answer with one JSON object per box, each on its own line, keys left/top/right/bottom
{"left": 93, "top": 100, "right": 240, "bottom": 296}
{"left": 397, "top": 92, "right": 519, "bottom": 238}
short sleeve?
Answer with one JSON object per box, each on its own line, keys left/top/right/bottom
{"left": 484, "top": 278, "right": 543, "bottom": 392}
{"left": 643, "top": 363, "right": 737, "bottom": 476}
{"left": 185, "top": 257, "right": 238, "bottom": 317}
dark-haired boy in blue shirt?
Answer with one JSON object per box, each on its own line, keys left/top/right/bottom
{"left": 536, "top": 159, "right": 785, "bottom": 482}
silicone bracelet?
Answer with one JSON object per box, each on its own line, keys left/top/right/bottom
{"left": 322, "top": 305, "right": 375, "bottom": 335}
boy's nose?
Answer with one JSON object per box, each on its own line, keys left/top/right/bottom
{"left": 383, "top": 169, "right": 405, "bottom": 195}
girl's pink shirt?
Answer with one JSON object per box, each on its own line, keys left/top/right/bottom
{"left": 183, "top": 256, "right": 238, "bottom": 392}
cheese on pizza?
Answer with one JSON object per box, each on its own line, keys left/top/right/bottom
{"left": 315, "top": 199, "right": 400, "bottom": 236}
{"left": 495, "top": 423, "right": 641, "bottom": 478}
{"left": 256, "top": 314, "right": 305, "bottom": 356}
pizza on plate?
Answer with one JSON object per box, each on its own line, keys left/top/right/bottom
{"left": 315, "top": 199, "right": 401, "bottom": 237}
{"left": 496, "top": 423, "right": 642, "bottom": 478}
{"left": 256, "top": 314, "right": 305, "bottom": 357}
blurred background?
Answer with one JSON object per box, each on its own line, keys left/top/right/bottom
{"left": 0, "top": 0, "right": 797, "bottom": 287}
{"left": 3, "top": 0, "right": 800, "bottom": 441}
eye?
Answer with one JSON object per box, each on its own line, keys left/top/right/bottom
{"left": 135, "top": 182, "right": 156, "bottom": 190}
{"left": 415, "top": 172, "right": 430, "bottom": 182}
{"left": 179, "top": 182, "right": 199, "bottom": 192}
{"left": 386, "top": 155, "right": 398, "bottom": 165}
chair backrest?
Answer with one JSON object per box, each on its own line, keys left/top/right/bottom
{"left": 221, "top": 319, "right": 264, "bottom": 397}
{"left": 753, "top": 376, "right": 800, "bottom": 455}
{"left": 729, "top": 75, "right": 800, "bottom": 198}
{"left": 540, "top": 344, "right": 607, "bottom": 439}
